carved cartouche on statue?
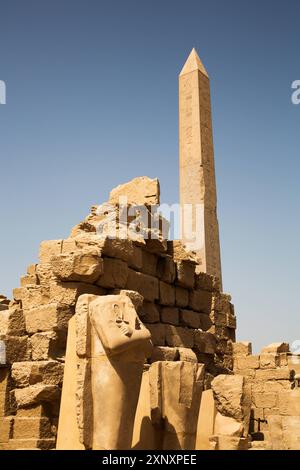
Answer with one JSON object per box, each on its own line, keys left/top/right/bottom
{"left": 76, "top": 293, "right": 152, "bottom": 450}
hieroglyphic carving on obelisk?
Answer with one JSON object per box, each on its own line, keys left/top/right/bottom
{"left": 179, "top": 48, "right": 222, "bottom": 287}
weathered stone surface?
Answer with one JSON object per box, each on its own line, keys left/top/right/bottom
{"left": 157, "top": 256, "right": 176, "bottom": 283}
{"left": 189, "top": 289, "right": 212, "bottom": 314}
{"left": 11, "top": 361, "right": 64, "bottom": 388}
{"left": 211, "top": 375, "right": 251, "bottom": 425}
{"left": 149, "top": 361, "right": 205, "bottom": 449}
{"left": 255, "top": 368, "right": 293, "bottom": 381}
{"left": 150, "top": 346, "right": 178, "bottom": 363}
{"left": 194, "top": 272, "right": 215, "bottom": 292}
{"left": 50, "top": 282, "right": 105, "bottom": 306}
{"left": 177, "top": 347, "right": 198, "bottom": 363}
{"left": 161, "top": 307, "right": 179, "bottom": 326}
{"left": 141, "top": 251, "right": 158, "bottom": 277}
{"left": 3, "top": 336, "right": 31, "bottom": 363}
{"left": 199, "top": 313, "right": 213, "bottom": 331}
{"left": 96, "top": 257, "right": 128, "bottom": 288}
{"left": 39, "top": 240, "right": 62, "bottom": 264}
{"left": 165, "top": 325, "right": 194, "bottom": 348}
{"left": 252, "top": 392, "right": 278, "bottom": 409}
{"left": 11, "top": 384, "right": 60, "bottom": 409}
{"left": 194, "top": 331, "right": 216, "bottom": 354}
{"left": 278, "top": 389, "right": 300, "bottom": 416}
{"left": 111, "top": 289, "right": 144, "bottom": 311}
{"left": 167, "top": 240, "right": 198, "bottom": 263}
{"left": 12, "top": 416, "right": 53, "bottom": 439}
{"left": 126, "top": 269, "right": 159, "bottom": 302}
{"left": 51, "top": 251, "right": 103, "bottom": 283}
{"left": 176, "top": 261, "right": 195, "bottom": 289}
{"left": 180, "top": 309, "right": 201, "bottom": 329}
{"left": 0, "top": 306, "right": 26, "bottom": 337}
{"left": 109, "top": 176, "right": 160, "bottom": 206}
{"left": 140, "top": 302, "right": 160, "bottom": 323}
{"left": 232, "top": 342, "right": 252, "bottom": 356}
{"left": 268, "top": 415, "right": 300, "bottom": 450}
{"left": 259, "top": 353, "right": 280, "bottom": 369}
{"left": 145, "top": 324, "right": 166, "bottom": 346}
{"left": 29, "top": 332, "right": 58, "bottom": 361}
{"left": 175, "top": 286, "right": 189, "bottom": 308}
{"left": 214, "top": 412, "right": 244, "bottom": 437}
{"left": 261, "top": 343, "right": 290, "bottom": 354}
{"left": 234, "top": 355, "right": 260, "bottom": 371}
{"left": 159, "top": 282, "right": 175, "bottom": 306}
{"left": 24, "top": 303, "right": 73, "bottom": 334}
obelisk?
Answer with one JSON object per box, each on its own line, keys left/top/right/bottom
{"left": 179, "top": 48, "right": 222, "bottom": 288}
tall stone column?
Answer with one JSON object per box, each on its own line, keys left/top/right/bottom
{"left": 179, "top": 48, "right": 222, "bottom": 288}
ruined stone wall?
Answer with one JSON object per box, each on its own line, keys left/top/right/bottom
{"left": 233, "top": 342, "right": 300, "bottom": 450}
{"left": 0, "top": 179, "right": 236, "bottom": 450}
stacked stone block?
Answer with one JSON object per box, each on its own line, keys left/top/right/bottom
{"left": 232, "top": 342, "right": 299, "bottom": 449}
{"left": 0, "top": 177, "right": 236, "bottom": 449}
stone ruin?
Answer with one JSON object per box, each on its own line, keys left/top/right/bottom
{"left": 1, "top": 49, "right": 299, "bottom": 451}
{"left": 0, "top": 176, "right": 299, "bottom": 450}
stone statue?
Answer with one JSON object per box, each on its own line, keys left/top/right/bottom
{"left": 149, "top": 360, "right": 205, "bottom": 450}
{"left": 75, "top": 293, "right": 152, "bottom": 450}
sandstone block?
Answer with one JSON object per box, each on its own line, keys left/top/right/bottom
{"left": 20, "top": 274, "right": 38, "bottom": 287}
{"left": 165, "top": 325, "right": 194, "bottom": 348}
{"left": 194, "top": 331, "right": 216, "bottom": 354}
{"left": 278, "top": 390, "right": 300, "bottom": 416}
{"left": 176, "top": 261, "right": 195, "bottom": 289}
{"left": 11, "top": 384, "right": 60, "bottom": 409}
{"left": 261, "top": 343, "right": 290, "bottom": 354}
{"left": 150, "top": 346, "right": 178, "bottom": 363}
{"left": 39, "top": 240, "right": 62, "bottom": 264}
{"left": 259, "top": 353, "right": 280, "bottom": 369}
{"left": 144, "top": 324, "right": 165, "bottom": 346}
{"left": 232, "top": 342, "right": 252, "bottom": 356}
{"left": 141, "top": 250, "right": 158, "bottom": 276}
{"left": 199, "top": 313, "right": 213, "bottom": 331}
{"left": 175, "top": 286, "right": 189, "bottom": 308}
{"left": 4, "top": 336, "right": 31, "bottom": 363}
{"left": 109, "top": 176, "right": 160, "bottom": 206}
{"left": 126, "top": 269, "right": 159, "bottom": 302}
{"left": 252, "top": 392, "right": 278, "bottom": 409}
{"left": 214, "top": 412, "right": 244, "bottom": 437}
{"left": 177, "top": 347, "right": 198, "bottom": 363}
{"left": 11, "top": 361, "right": 64, "bottom": 388}
{"left": 157, "top": 256, "right": 176, "bottom": 283}
{"left": 96, "top": 257, "right": 128, "bottom": 288}
{"left": 189, "top": 289, "right": 212, "bottom": 314}
{"left": 194, "top": 272, "right": 215, "bottom": 292}
{"left": 210, "top": 311, "right": 227, "bottom": 326}
{"left": 50, "top": 282, "right": 105, "bottom": 306}
{"left": 234, "top": 355, "right": 260, "bottom": 371}
{"left": 211, "top": 375, "right": 250, "bottom": 424}
{"left": 13, "top": 417, "right": 53, "bottom": 439}
{"left": 179, "top": 309, "right": 201, "bottom": 329}
{"left": 255, "top": 368, "right": 293, "bottom": 381}
{"left": 161, "top": 307, "right": 179, "bottom": 325}
{"left": 24, "top": 303, "right": 73, "bottom": 334}
{"left": 51, "top": 251, "right": 103, "bottom": 283}
{"left": 159, "top": 281, "right": 175, "bottom": 306}
{"left": 30, "top": 332, "right": 58, "bottom": 361}
{"left": 140, "top": 302, "right": 160, "bottom": 323}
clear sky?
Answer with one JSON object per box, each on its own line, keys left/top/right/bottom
{"left": 0, "top": 0, "right": 299, "bottom": 352}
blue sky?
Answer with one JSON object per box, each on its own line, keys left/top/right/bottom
{"left": 0, "top": 0, "right": 299, "bottom": 351}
